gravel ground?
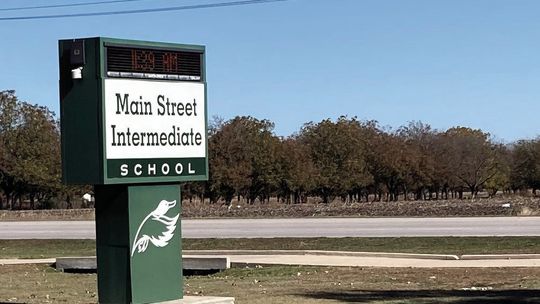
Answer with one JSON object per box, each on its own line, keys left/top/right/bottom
{"left": 0, "top": 197, "right": 539, "bottom": 220}
{"left": 182, "top": 197, "right": 540, "bottom": 218}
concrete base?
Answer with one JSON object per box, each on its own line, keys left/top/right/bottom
{"left": 56, "top": 256, "right": 96, "bottom": 271}
{"left": 161, "top": 296, "right": 235, "bottom": 304}
{"left": 181, "top": 296, "right": 235, "bottom": 304}
{"left": 183, "top": 256, "right": 230, "bottom": 271}
{"left": 55, "top": 256, "right": 230, "bottom": 272}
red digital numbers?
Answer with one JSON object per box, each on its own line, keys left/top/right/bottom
{"left": 130, "top": 50, "right": 179, "bottom": 73}
{"left": 131, "top": 50, "right": 155, "bottom": 71}
{"left": 162, "top": 52, "right": 178, "bottom": 73}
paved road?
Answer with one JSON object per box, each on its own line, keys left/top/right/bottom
{"left": 0, "top": 217, "right": 539, "bottom": 239}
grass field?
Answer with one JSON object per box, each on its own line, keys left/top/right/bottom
{"left": 0, "top": 264, "right": 539, "bottom": 303}
{"left": 1, "top": 237, "right": 539, "bottom": 303}
{"left": 184, "top": 237, "right": 540, "bottom": 255}
{"left": 0, "top": 237, "right": 539, "bottom": 259}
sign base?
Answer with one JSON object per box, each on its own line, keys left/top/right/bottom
{"left": 176, "top": 296, "right": 235, "bottom": 304}
{"left": 95, "top": 184, "right": 183, "bottom": 304}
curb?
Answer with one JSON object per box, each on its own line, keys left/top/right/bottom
{"left": 184, "top": 250, "right": 540, "bottom": 261}
{"left": 460, "top": 254, "right": 540, "bottom": 260}
{"left": 183, "top": 250, "right": 460, "bottom": 260}
{"left": 0, "top": 258, "right": 55, "bottom": 265}
{"left": 1, "top": 252, "right": 540, "bottom": 266}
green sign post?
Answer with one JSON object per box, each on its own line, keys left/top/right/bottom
{"left": 59, "top": 37, "right": 207, "bottom": 303}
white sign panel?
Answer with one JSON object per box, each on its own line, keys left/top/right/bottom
{"left": 104, "top": 79, "right": 206, "bottom": 159}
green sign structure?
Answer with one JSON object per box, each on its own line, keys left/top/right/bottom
{"left": 129, "top": 185, "right": 182, "bottom": 303}
{"left": 59, "top": 37, "right": 206, "bottom": 303}
{"left": 60, "top": 37, "right": 207, "bottom": 185}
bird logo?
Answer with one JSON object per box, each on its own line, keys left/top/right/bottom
{"left": 131, "top": 199, "right": 180, "bottom": 257}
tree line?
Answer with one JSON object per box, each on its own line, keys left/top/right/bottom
{"left": 194, "top": 116, "right": 540, "bottom": 204}
{"left": 1, "top": 90, "right": 540, "bottom": 209}
{"left": 0, "top": 91, "right": 86, "bottom": 209}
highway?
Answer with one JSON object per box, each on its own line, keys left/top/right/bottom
{"left": 0, "top": 217, "right": 539, "bottom": 239}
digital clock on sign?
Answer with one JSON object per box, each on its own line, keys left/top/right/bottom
{"left": 106, "top": 46, "right": 202, "bottom": 81}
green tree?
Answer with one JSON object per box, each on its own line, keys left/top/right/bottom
{"left": 0, "top": 90, "right": 20, "bottom": 208}
{"left": 366, "top": 130, "right": 412, "bottom": 202}
{"left": 208, "top": 116, "right": 280, "bottom": 204}
{"left": 442, "top": 127, "right": 498, "bottom": 198}
{"left": 0, "top": 90, "right": 63, "bottom": 209}
{"left": 275, "top": 138, "right": 316, "bottom": 204}
{"left": 300, "top": 117, "right": 372, "bottom": 203}
{"left": 397, "top": 121, "right": 438, "bottom": 200}
{"left": 510, "top": 139, "right": 540, "bottom": 194}
{"left": 484, "top": 143, "right": 511, "bottom": 197}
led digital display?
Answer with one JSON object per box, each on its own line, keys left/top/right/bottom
{"left": 106, "top": 46, "right": 202, "bottom": 80}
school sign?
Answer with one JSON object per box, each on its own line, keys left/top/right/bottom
{"left": 60, "top": 37, "right": 208, "bottom": 185}
{"left": 105, "top": 79, "right": 206, "bottom": 179}
{"left": 60, "top": 37, "right": 206, "bottom": 303}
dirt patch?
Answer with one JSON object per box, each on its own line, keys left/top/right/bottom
{"left": 0, "top": 209, "right": 95, "bottom": 221}
{"left": 182, "top": 197, "right": 540, "bottom": 218}
{"left": 1, "top": 197, "right": 540, "bottom": 220}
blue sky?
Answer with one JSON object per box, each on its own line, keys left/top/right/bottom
{"left": 1, "top": 0, "right": 540, "bottom": 142}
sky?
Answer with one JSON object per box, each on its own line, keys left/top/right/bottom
{"left": 1, "top": 0, "right": 540, "bottom": 142}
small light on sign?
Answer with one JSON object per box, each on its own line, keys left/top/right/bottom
{"left": 71, "top": 67, "right": 83, "bottom": 79}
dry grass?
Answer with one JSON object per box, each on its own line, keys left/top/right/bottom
{"left": 184, "top": 237, "right": 540, "bottom": 255}
{"left": 186, "top": 266, "right": 540, "bottom": 304}
{"left": 0, "top": 264, "right": 97, "bottom": 303}
{"left": 1, "top": 264, "right": 539, "bottom": 303}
